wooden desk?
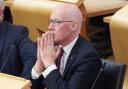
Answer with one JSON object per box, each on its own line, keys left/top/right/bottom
{"left": 55, "top": 0, "right": 83, "bottom": 6}
{"left": 103, "top": 16, "right": 112, "bottom": 23}
{"left": 108, "top": 6, "right": 128, "bottom": 89}
{"left": 0, "top": 73, "right": 31, "bottom": 89}
{"left": 84, "top": 0, "right": 128, "bottom": 17}
{"left": 5, "top": 0, "right": 128, "bottom": 40}
{"left": 5, "top": 0, "right": 83, "bottom": 7}
{"left": 80, "top": 0, "right": 128, "bottom": 39}
{"left": 104, "top": 14, "right": 128, "bottom": 89}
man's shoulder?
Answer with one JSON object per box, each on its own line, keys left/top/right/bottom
{"left": 1, "top": 21, "right": 27, "bottom": 33}
{"left": 77, "top": 36, "right": 99, "bottom": 57}
{"left": 3, "top": 21, "right": 29, "bottom": 41}
{"left": 77, "top": 36, "right": 94, "bottom": 50}
{"left": 7, "top": 22, "right": 28, "bottom": 33}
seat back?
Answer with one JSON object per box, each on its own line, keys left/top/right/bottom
{"left": 102, "top": 59, "right": 127, "bottom": 89}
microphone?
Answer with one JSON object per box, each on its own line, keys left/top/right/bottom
{"left": 0, "top": 44, "right": 15, "bottom": 72}
{"left": 91, "top": 62, "right": 106, "bottom": 89}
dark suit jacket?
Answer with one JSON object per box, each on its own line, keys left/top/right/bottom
{"left": 0, "top": 21, "right": 37, "bottom": 79}
{"left": 31, "top": 36, "right": 105, "bottom": 89}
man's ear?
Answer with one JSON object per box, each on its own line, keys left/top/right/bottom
{"left": 71, "top": 21, "right": 77, "bottom": 31}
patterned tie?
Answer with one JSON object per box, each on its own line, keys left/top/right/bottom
{"left": 55, "top": 47, "right": 64, "bottom": 69}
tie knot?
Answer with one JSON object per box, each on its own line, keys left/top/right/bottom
{"left": 58, "top": 47, "right": 64, "bottom": 61}
{"left": 60, "top": 47, "right": 64, "bottom": 55}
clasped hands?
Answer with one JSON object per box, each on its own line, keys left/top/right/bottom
{"left": 34, "top": 31, "right": 61, "bottom": 74}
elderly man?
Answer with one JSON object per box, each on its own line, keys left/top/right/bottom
{"left": 0, "top": 0, "right": 36, "bottom": 79}
{"left": 31, "top": 3, "right": 105, "bottom": 89}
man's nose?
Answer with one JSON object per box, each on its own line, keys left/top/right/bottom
{"left": 48, "top": 22, "right": 55, "bottom": 30}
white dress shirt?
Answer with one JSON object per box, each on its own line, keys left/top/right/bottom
{"left": 31, "top": 36, "right": 79, "bottom": 79}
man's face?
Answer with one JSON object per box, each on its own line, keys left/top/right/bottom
{"left": 0, "top": 9, "right": 3, "bottom": 22}
{"left": 48, "top": 10, "right": 74, "bottom": 46}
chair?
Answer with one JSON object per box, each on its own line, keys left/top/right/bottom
{"left": 102, "top": 59, "right": 127, "bottom": 89}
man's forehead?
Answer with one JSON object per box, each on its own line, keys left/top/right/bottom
{"left": 51, "top": 12, "right": 65, "bottom": 19}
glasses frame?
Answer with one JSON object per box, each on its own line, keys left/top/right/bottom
{"left": 48, "top": 19, "right": 74, "bottom": 26}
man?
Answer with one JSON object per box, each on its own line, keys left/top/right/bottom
{"left": 0, "top": 0, "right": 36, "bottom": 79}
{"left": 3, "top": 0, "right": 12, "bottom": 23}
{"left": 31, "top": 3, "right": 105, "bottom": 89}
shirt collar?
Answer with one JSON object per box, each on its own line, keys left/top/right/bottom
{"left": 63, "top": 36, "right": 79, "bottom": 55}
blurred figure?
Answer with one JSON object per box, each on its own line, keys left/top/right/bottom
{"left": 31, "top": 3, "right": 105, "bottom": 89}
{"left": 3, "top": 0, "right": 12, "bottom": 23}
{"left": 3, "top": 6, "right": 12, "bottom": 23}
{"left": 0, "top": 0, "right": 36, "bottom": 79}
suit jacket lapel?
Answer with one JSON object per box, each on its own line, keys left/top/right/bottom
{"left": 0, "top": 22, "right": 8, "bottom": 57}
{"left": 63, "top": 36, "right": 82, "bottom": 77}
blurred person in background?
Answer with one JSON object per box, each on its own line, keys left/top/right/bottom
{"left": 0, "top": 0, "right": 37, "bottom": 79}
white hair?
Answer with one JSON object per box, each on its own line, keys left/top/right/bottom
{"left": 0, "top": 0, "right": 4, "bottom": 10}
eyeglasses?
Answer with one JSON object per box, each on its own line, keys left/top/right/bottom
{"left": 48, "top": 19, "right": 74, "bottom": 25}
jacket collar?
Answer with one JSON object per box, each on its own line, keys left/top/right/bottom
{"left": 63, "top": 36, "right": 83, "bottom": 77}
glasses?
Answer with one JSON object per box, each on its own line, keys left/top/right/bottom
{"left": 48, "top": 19, "right": 74, "bottom": 26}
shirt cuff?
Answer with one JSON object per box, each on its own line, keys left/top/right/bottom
{"left": 42, "top": 64, "right": 57, "bottom": 78}
{"left": 31, "top": 67, "right": 42, "bottom": 79}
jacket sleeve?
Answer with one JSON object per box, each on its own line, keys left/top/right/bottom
{"left": 45, "top": 54, "right": 102, "bottom": 89}
{"left": 31, "top": 51, "right": 102, "bottom": 89}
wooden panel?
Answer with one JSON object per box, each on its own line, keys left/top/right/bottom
{"left": 78, "top": 0, "right": 127, "bottom": 40}
{"left": 0, "top": 73, "right": 31, "bottom": 89}
{"left": 110, "top": 4, "right": 128, "bottom": 64}
{"left": 56, "top": 0, "right": 83, "bottom": 6}
{"left": 103, "top": 16, "right": 112, "bottom": 23}
{"left": 84, "top": 0, "right": 128, "bottom": 17}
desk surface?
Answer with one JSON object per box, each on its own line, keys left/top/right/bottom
{"left": 56, "top": 0, "right": 83, "bottom": 6}
{"left": 5, "top": 0, "right": 83, "bottom": 7}
{"left": 0, "top": 73, "right": 31, "bottom": 89}
{"left": 84, "top": 0, "right": 128, "bottom": 17}
{"left": 6, "top": 0, "right": 128, "bottom": 17}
